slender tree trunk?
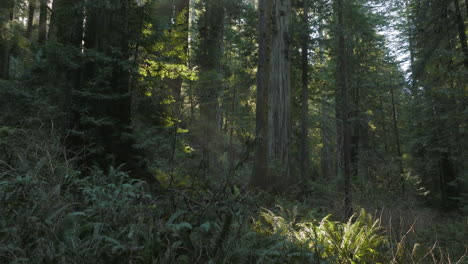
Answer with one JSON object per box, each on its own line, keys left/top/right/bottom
{"left": 335, "top": 0, "right": 353, "bottom": 219}
{"left": 389, "top": 77, "right": 405, "bottom": 193}
{"left": 318, "top": 28, "right": 335, "bottom": 180}
{"left": 38, "top": 0, "right": 48, "bottom": 43}
{"left": 26, "top": 0, "right": 35, "bottom": 39}
{"left": 350, "top": 68, "right": 360, "bottom": 186}
{"left": 172, "top": 0, "right": 189, "bottom": 121}
{"left": 405, "top": 0, "right": 418, "bottom": 94}
{"left": 300, "top": 0, "right": 310, "bottom": 180}
{"left": 165, "top": 0, "right": 190, "bottom": 164}
{"left": 378, "top": 96, "right": 391, "bottom": 185}
{"left": 251, "top": 0, "right": 272, "bottom": 188}
{"left": 453, "top": 0, "right": 468, "bottom": 69}
{"left": 320, "top": 99, "right": 335, "bottom": 179}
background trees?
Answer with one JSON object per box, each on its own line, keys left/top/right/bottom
{"left": 0, "top": 0, "right": 467, "bottom": 262}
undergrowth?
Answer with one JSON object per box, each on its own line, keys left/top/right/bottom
{"left": 0, "top": 128, "right": 467, "bottom": 263}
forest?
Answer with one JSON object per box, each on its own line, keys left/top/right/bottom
{"left": 0, "top": 0, "right": 467, "bottom": 263}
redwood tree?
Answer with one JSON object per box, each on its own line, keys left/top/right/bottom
{"left": 251, "top": 0, "right": 292, "bottom": 189}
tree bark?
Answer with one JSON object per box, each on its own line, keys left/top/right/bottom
{"left": 300, "top": 0, "right": 311, "bottom": 180}
{"left": 26, "top": 0, "right": 36, "bottom": 39}
{"left": 251, "top": 0, "right": 292, "bottom": 189}
{"left": 197, "top": 0, "right": 225, "bottom": 172}
{"left": 251, "top": 0, "right": 272, "bottom": 188}
{"left": 38, "top": 0, "right": 48, "bottom": 43}
{"left": 268, "top": 0, "right": 292, "bottom": 186}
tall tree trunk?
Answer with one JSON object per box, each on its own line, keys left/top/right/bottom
{"left": 320, "top": 99, "right": 335, "bottom": 179}
{"left": 335, "top": 0, "right": 353, "bottom": 219}
{"left": 405, "top": 0, "right": 419, "bottom": 94}
{"left": 251, "top": 0, "right": 272, "bottom": 188}
{"left": 300, "top": 0, "right": 311, "bottom": 180}
{"left": 0, "top": 0, "right": 14, "bottom": 80}
{"left": 378, "top": 96, "right": 391, "bottom": 185}
{"left": 197, "top": 0, "right": 225, "bottom": 172}
{"left": 268, "top": 0, "right": 292, "bottom": 186}
{"left": 453, "top": 0, "right": 468, "bottom": 69}
{"left": 350, "top": 67, "right": 360, "bottom": 187}
{"left": 47, "top": 0, "right": 58, "bottom": 41}
{"left": 389, "top": 77, "right": 405, "bottom": 193}
{"left": 170, "top": 0, "right": 189, "bottom": 161}
{"left": 26, "top": 0, "right": 36, "bottom": 39}
{"left": 318, "top": 27, "right": 335, "bottom": 180}
{"left": 251, "top": 0, "right": 292, "bottom": 189}
{"left": 38, "top": 0, "right": 48, "bottom": 43}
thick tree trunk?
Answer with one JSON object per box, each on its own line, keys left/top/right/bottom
{"left": 300, "top": 0, "right": 310, "bottom": 180}
{"left": 268, "top": 0, "right": 292, "bottom": 185}
{"left": 38, "top": 0, "right": 48, "bottom": 43}
{"left": 335, "top": 0, "right": 353, "bottom": 219}
{"left": 197, "top": 0, "right": 225, "bottom": 172}
{"left": 251, "top": 0, "right": 292, "bottom": 189}
{"left": 251, "top": 0, "right": 272, "bottom": 188}
{"left": 26, "top": 1, "right": 36, "bottom": 39}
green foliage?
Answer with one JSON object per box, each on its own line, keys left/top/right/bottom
{"left": 257, "top": 207, "right": 388, "bottom": 263}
